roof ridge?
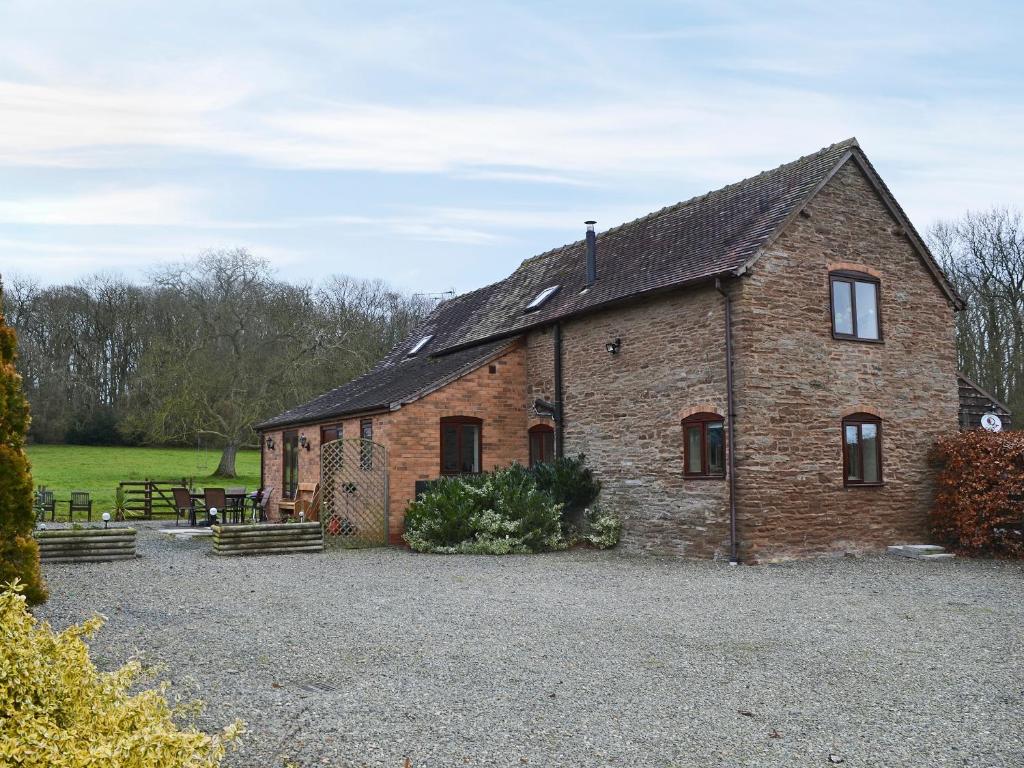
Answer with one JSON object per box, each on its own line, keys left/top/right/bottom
{"left": 515, "top": 137, "right": 858, "bottom": 268}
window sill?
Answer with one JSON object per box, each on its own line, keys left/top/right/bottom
{"left": 683, "top": 474, "right": 727, "bottom": 481}
{"left": 831, "top": 333, "right": 884, "bottom": 345}
{"left": 844, "top": 482, "right": 885, "bottom": 488}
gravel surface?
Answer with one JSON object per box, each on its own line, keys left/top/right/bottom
{"left": 33, "top": 523, "right": 1024, "bottom": 768}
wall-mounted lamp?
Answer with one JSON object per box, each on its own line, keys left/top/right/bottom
{"left": 266, "top": 437, "right": 276, "bottom": 451}
{"left": 298, "top": 434, "right": 311, "bottom": 451}
{"left": 605, "top": 337, "right": 621, "bottom": 355}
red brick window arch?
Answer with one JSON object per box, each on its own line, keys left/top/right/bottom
{"left": 528, "top": 423, "right": 555, "bottom": 467}
{"left": 842, "top": 412, "right": 883, "bottom": 486}
{"left": 441, "top": 416, "right": 482, "bottom": 475}
{"left": 681, "top": 412, "right": 725, "bottom": 478}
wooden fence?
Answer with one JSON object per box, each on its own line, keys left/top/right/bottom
{"left": 35, "top": 528, "right": 137, "bottom": 563}
{"left": 117, "top": 479, "right": 191, "bottom": 519}
{"left": 212, "top": 522, "right": 323, "bottom": 556}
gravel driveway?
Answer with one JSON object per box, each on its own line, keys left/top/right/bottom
{"left": 34, "top": 523, "right": 1024, "bottom": 767}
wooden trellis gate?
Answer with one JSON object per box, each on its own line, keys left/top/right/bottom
{"left": 319, "top": 438, "right": 389, "bottom": 547}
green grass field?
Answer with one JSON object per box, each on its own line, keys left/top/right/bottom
{"left": 26, "top": 444, "right": 260, "bottom": 520}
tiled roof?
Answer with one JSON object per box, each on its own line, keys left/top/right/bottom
{"left": 431, "top": 138, "right": 864, "bottom": 352}
{"left": 259, "top": 138, "right": 958, "bottom": 429}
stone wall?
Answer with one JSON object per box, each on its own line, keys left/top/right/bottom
{"left": 730, "top": 158, "right": 960, "bottom": 561}
{"left": 555, "top": 287, "right": 732, "bottom": 558}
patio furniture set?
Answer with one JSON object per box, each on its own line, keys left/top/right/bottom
{"left": 172, "top": 486, "right": 275, "bottom": 527}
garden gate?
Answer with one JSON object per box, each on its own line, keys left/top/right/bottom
{"left": 319, "top": 438, "right": 389, "bottom": 547}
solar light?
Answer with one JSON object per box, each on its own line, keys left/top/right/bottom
{"left": 102, "top": 512, "right": 111, "bottom": 529}
{"left": 210, "top": 508, "right": 218, "bottom": 525}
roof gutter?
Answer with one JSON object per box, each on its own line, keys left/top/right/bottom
{"left": 715, "top": 276, "right": 741, "bottom": 565}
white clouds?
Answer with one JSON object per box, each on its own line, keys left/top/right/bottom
{"left": 0, "top": 186, "right": 199, "bottom": 226}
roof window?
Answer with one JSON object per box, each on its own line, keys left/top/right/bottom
{"left": 525, "top": 285, "right": 560, "bottom": 312}
{"left": 407, "top": 335, "right": 433, "bottom": 356}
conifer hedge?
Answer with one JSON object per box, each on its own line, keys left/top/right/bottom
{"left": 0, "top": 279, "right": 46, "bottom": 604}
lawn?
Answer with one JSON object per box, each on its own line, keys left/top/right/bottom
{"left": 26, "top": 444, "right": 260, "bottom": 520}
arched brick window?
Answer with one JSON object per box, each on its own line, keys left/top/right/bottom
{"left": 842, "top": 412, "right": 883, "bottom": 485}
{"left": 441, "top": 416, "right": 482, "bottom": 474}
{"left": 681, "top": 412, "right": 725, "bottom": 478}
{"left": 528, "top": 423, "right": 555, "bottom": 467}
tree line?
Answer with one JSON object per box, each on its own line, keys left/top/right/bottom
{"left": 3, "top": 250, "right": 431, "bottom": 475}
{"left": 929, "top": 207, "right": 1024, "bottom": 423}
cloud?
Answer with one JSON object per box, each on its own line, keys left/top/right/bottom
{"left": 0, "top": 186, "right": 200, "bottom": 226}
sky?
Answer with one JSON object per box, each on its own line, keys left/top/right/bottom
{"left": 1, "top": 0, "right": 1022, "bottom": 295}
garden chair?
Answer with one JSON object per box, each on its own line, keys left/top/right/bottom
{"left": 172, "top": 487, "right": 197, "bottom": 527}
{"left": 36, "top": 489, "right": 56, "bottom": 522}
{"left": 255, "top": 486, "right": 273, "bottom": 523}
{"left": 68, "top": 491, "right": 92, "bottom": 522}
{"left": 204, "top": 488, "right": 227, "bottom": 525}
{"left": 225, "top": 487, "right": 246, "bottom": 524}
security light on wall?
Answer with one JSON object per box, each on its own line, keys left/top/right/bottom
{"left": 605, "top": 338, "right": 621, "bottom": 355}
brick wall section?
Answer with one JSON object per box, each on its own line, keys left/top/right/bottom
{"left": 261, "top": 344, "right": 529, "bottom": 543}
{"left": 552, "top": 287, "right": 732, "bottom": 557}
{"left": 730, "top": 159, "right": 959, "bottom": 561}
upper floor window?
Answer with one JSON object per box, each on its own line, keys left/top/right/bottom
{"left": 320, "top": 423, "right": 342, "bottom": 445}
{"left": 441, "top": 416, "right": 482, "bottom": 474}
{"left": 842, "top": 413, "right": 882, "bottom": 486}
{"left": 682, "top": 412, "right": 725, "bottom": 478}
{"left": 830, "top": 272, "right": 880, "bottom": 341}
{"left": 528, "top": 424, "right": 555, "bottom": 467}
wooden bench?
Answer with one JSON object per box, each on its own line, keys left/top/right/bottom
{"left": 278, "top": 482, "right": 317, "bottom": 520}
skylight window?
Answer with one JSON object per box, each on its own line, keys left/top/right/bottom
{"left": 525, "top": 285, "right": 560, "bottom": 312}
{"left": 407, "top": 335, "right": 433, "bottom": 356}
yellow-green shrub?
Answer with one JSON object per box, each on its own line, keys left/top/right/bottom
{"left": 0, "top": 581, "right": 243, "bottom": 767}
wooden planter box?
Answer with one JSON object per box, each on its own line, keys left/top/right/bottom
{"left": 35, "top": 528, "right": 137, "bottom": 563}
{"left": 212, "top": 522, "right": 323, "bottom": 556}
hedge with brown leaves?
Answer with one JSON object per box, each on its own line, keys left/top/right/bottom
{"left": 930, "top": 430, "right": 1024, "bottom": 557}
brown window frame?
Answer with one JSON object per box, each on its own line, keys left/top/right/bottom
{"left": 842, "top": 413, "right": 884, "bottom": 487}
{"left": 440, "top": 416, "right": 483, "bottom": 475}
{"left": 681, "top": 412, "right": 726, "bottom": 479}
{"left": 319, "top": 423, "right": 342, "bottom": 445}
{"left": 528, "top": 423, "right": 555, "bottom": 467}
{"left": 282, "top": 429, "right": 299, "bottom": 498}
{"left": 829, "top": 270, "right": 883, "bottom": 343}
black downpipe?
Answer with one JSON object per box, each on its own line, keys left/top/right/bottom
{"left": 554, "top": 322, "right": 565, "bottom": 458}
{"left": 715, "top": 278, "right": 740, "bottom": 564}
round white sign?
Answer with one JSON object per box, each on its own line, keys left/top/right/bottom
{"left": 980, "top": 413, "right": 1003, "bottom": 432}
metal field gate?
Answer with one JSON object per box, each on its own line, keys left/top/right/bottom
{"left": 319, "top": 438, "right": 389, "bottom": 547}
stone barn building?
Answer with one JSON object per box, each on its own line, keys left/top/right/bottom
{"left": 257, "top": 138, "right": 980, "bottom": 562}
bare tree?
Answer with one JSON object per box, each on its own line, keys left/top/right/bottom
{"left": 930, "top": 207, "right": 1024, "bottom": 421}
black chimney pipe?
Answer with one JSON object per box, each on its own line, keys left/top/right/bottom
{"left": 585, "top": 221, "right": 597, "bottom": 285}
